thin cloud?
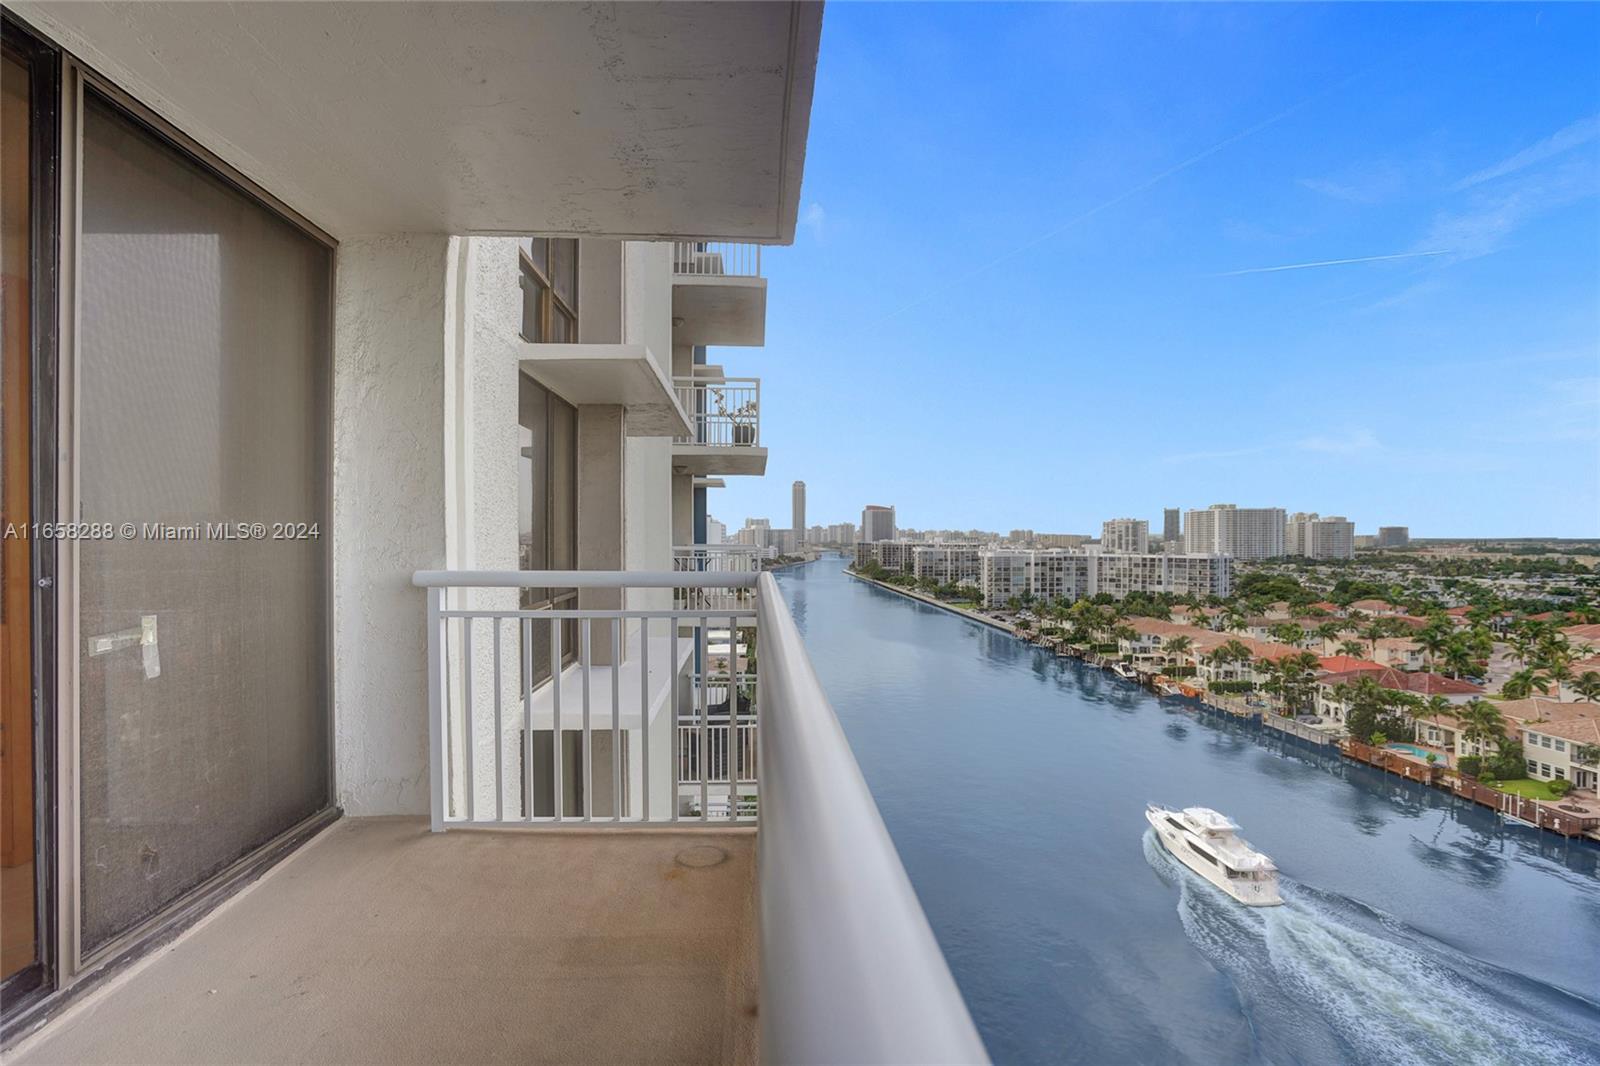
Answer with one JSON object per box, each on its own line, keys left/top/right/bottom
{"left": 1160, "top": 444, "right": 1272, "bottom": 465}
{"left": 1210, "top": 250, "right": 1449, "bottom": 277}
{"left": 1451, "top": 114, "right": 1600, "bottom": 191}
{"left": 801, "top": 202, "right": 827, "bottom": 241}
{"left": 857, "top": 67, "right": 1368, "bottom": 333}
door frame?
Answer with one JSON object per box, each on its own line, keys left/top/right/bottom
{"left": 0, "top": 9, "right": 60, "bottom": 1022}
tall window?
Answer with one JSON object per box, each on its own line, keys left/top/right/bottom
{"left": 518, "top": 372, "right": 577, "bottom": 685}
{"left": 520, "top": 238, "right": 578, "bottom": 343}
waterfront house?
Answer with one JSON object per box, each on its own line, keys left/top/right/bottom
{"left": 0, "top": 5, "right": 986, "bottom": 1063}
{"left": 1314, "top": 668, "right": 1483, "bottom": 728}
{"left": 1418, "top": 699, "right": 1599, "bottom": 784}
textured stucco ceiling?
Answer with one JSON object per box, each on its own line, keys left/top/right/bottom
{"left": 15, "top": 1, "right": 820, "bottom": 241}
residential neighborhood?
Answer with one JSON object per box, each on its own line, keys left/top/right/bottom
{"left": 845, "top": 522, "right": 1600, "bottom": 842}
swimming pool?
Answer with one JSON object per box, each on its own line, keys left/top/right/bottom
{"left": 1386, "top": 742, "right": 1437, "bottom": 761}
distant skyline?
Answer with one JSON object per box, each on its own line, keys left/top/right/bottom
{"left": 712, "top": 3, "right": 1600, "bottom": 538}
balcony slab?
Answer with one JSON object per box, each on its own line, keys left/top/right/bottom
{"left": 13, "top": 817, "right": 757, "bottom": 1065}
{"left": 672, "top": 444, "right": 769, "bottom": 478}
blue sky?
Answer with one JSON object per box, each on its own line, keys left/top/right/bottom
{"left": 713, "top": 3, "right": 1600, "bottom": 539}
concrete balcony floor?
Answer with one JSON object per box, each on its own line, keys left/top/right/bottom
{"left": 15, "top": 817, "right": 758, "bottom": 1065}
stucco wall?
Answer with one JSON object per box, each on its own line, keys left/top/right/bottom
{"left": 332, "top": 234, "right": 453, "bottom": 816}
{"left": 622, "top": 242, "right": 675, "bottom": 602}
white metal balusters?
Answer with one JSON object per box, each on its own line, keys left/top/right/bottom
{"left": 673, "top": 375, "right": 761, "bottom": 447}
{"left": 414, "top": 570, "right": 758, "bottom": 828}
{"left": 670, "top": 240, "right": 762, "bottom": 277}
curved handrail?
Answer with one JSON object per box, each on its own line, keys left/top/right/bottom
{"left": 755, "top": 572, "right": 987, "bottom": 1064}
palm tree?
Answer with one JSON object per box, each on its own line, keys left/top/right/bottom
{"left": 1163, "top": 635, "right": 1193, "bottom": 672}
{"left": 1362, "top": 622, "right": 1386, "bottom": 657}
{"left": 1440, "top": 640, "right": 1474, "bottom": 680}
{"left": 1315, "top": 621, "right": 1344, "bottom": 650}
{"left": 1337, "top": 639, "right": 1367, "bottom": 660}
{"left": 1544, "top": 656, "right": 1574, "bottom": 701}
{"left": 1574, "top": 671, "right": 1600, "bottom": 703}
{"left": 1417, "top": 627, "right": 1450, "bottom": 671}
{"left": 1501, "top": 668, "right": 1550, "bottom": 700}
{"left": 1457, "top": 700, "right": 1505, "bottom": 762}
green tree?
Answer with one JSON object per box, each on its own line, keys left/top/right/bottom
{"left": 1573, "top": 671, "right": 1600, "bottom": 703}
{"left": 1501, "top": 668, "right": 1550, "bottom": 700}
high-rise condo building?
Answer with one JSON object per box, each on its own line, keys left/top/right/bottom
{"left": 1163, "top": 508, "right": 1181, "bottom": 544}
{"left": 862, "top": 504, "right": 897, "bottom": 542}
{"left": 1377, "top": 526, "right": 1410, "bottom": 548}
{"left": 1285, "top": 513, "right": 1355, "bottom": 559}
{"left": 792, "top": 481, "right": 806, "bottom": 544}
{"left": 1183, "top": 504, "right": 1286, "bottom": 559}
{"left": 1102, "top": 518, "right": 1149, "bottom": 554}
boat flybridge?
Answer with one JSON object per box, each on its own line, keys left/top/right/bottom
{"left": 1145, "top": 804, "right": 1283, "bottom": 906}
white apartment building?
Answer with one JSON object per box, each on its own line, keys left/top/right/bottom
{"left": 978, "top": 549, "right": 1230, "bottom": 606}
{"left": 1285, "top": 512, "right": 1355, "bottom": 559}
{"left": 1101, "top": 518, "right": 1150, "bottom": 554}
{"left": 912, "top": 545, "right": 984, "bottom": 586}
{"left": 1037, "top": 532, "right": 1093, "bottom": 548}
{"left": 824, "top": 522, "right": 857, "bottom": 544}
{"left": 0, "top": 7, "right": 984, "bottom": 1063}
{"left": 862, "top": 504, "right": 896, "bottom": 542}
{"left": 1183, "top": 503, "right": 1286, "bottom": 559}
{"left": 705, "top": 516, "right": 728, "bottom": 545}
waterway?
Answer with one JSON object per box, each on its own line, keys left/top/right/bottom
{"left": 777, "top": 556, "right": 1600, "bottom": 1066}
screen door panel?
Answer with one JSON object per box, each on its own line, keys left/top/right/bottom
{"left": 77, "top": 92, "right": 331, "bottom": 953}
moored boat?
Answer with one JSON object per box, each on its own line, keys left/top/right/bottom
{"left": 1145, "top": 805, "right": 1283, "bottom": 906}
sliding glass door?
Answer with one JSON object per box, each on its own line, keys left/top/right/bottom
{"left": 74, "top": 88, "right": 333, "bottom": 956}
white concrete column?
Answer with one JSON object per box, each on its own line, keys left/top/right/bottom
{"left": 332, "top": 234, "right": 454, "bottom": 816}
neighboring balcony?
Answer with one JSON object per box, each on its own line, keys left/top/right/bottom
{"left": 672, "top": 374, "right": 767, "bottom": 477}
{"left": 671, "top": 241, "right": 768, "bottom": 347}
{"left": 12, "top": 571, "right": 986, "bottom": 1066}
{"left": 673, "top": 543, "right": 766, "bottom": 612}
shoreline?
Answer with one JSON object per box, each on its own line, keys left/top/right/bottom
{"left": 846, "top": 569, "right": 1017, "bottom": 634}
{"left": 841, "top": 564, "right": 1599, "bottom": 846}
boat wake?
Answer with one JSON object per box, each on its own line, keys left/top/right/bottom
{"left": 1141, "top": 829, "right": 1600, "bottom": 1066}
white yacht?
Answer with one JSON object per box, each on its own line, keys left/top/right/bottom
{"left": 1145, "top": 805, "right": 1283, "bottom": 906}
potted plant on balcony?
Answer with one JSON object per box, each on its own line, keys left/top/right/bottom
{"left": 730, "top": 399, "right": 757, "bottom": 445}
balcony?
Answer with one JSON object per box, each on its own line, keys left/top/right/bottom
{"left": 671, "top": 242, "right": 768, "bottom": 347}
{"left": 673, "top": 544, "right": 766, "bottom": 613}
{"left": 672, "top": 374, "right": 767, "bottom": 477}
{"left": 10, "top": 572, "right": 985, "bottom": 1065}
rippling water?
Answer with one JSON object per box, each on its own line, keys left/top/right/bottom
{"left": 778, "top": 557, "right": 1600, "bottom": 1065}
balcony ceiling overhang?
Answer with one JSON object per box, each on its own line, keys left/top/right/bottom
{"left": 672, "top": 277, "right": 768, "bottom": 347}
{"left": 15, "top": 1, "right": 821, "bottom": 241}
{"left": 673, "top": 445, "right": 769, "bottom": 477}
{"left": 521, "top": 344, "right": 691, "bottom": 437}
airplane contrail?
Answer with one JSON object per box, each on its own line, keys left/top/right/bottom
{"left": 854, "top": 67, "right": 1369, "bottom": 333}
{"left": 1210, "top": 249, "right": 1451, "bottom": 277}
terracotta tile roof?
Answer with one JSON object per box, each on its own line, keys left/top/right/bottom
{"left": 1348, "top": 599, "right": 1397, "bottom": 613}
{"left": 1492, "top": 697, "right": 1600, "bottom": 725}
{"left": 1317, "top": 667, "right": 1482, "bottom": 696}
{"left": 1310, "top": 601, "right": 1340, "bottom": 612}
{"left": 1527, "top": 714, "right": 1600, "bottom": 748}
{"left": 1316, "top": 655, "right": 1385, "bottom": 674}
{"left": 1561, "top": 623, "right": 1600, "bottom": 647}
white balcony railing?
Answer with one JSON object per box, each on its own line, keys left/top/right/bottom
{"left": 673, "top": 544, "right": 761, "bottom": 612}
{"left": 674, "top": 375, "right": 760, "bottom": 448}
{"left": 410, "top": 569, "right": 987, "bottom": 1064}
{"left": 671, "top": 240, "right": 762, "bottom": 278}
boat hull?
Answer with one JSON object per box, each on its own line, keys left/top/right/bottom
{"left": 1145, "top": 809, "right": 1283, "bottom": 907}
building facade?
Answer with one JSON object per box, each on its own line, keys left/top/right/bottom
{"left": 1377, "top": 526, "right": 1410, "bottom": 548}
{"left": 792, "top": 481, "right": 806, "bottom": 544}
{"left": 1163, "top": 508, "right": 1181, "bottom": 544}
{"left": 1101, "top": 518, "right": 1149, "bottom": 554}
{"left": 978, "top": 549, "right": 1231, "bottom": 606}
{"left": 862, "top": 504, "right": 896, "bottom": 542}
{"left": 1183, "top": 503, "right": 1286, "bottom": 559}
{"left": 1285, "top": 512, "right": 1355, "bottom": 559}
{"left": 912, "top": 545, "right": 984, "bottom": 587}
